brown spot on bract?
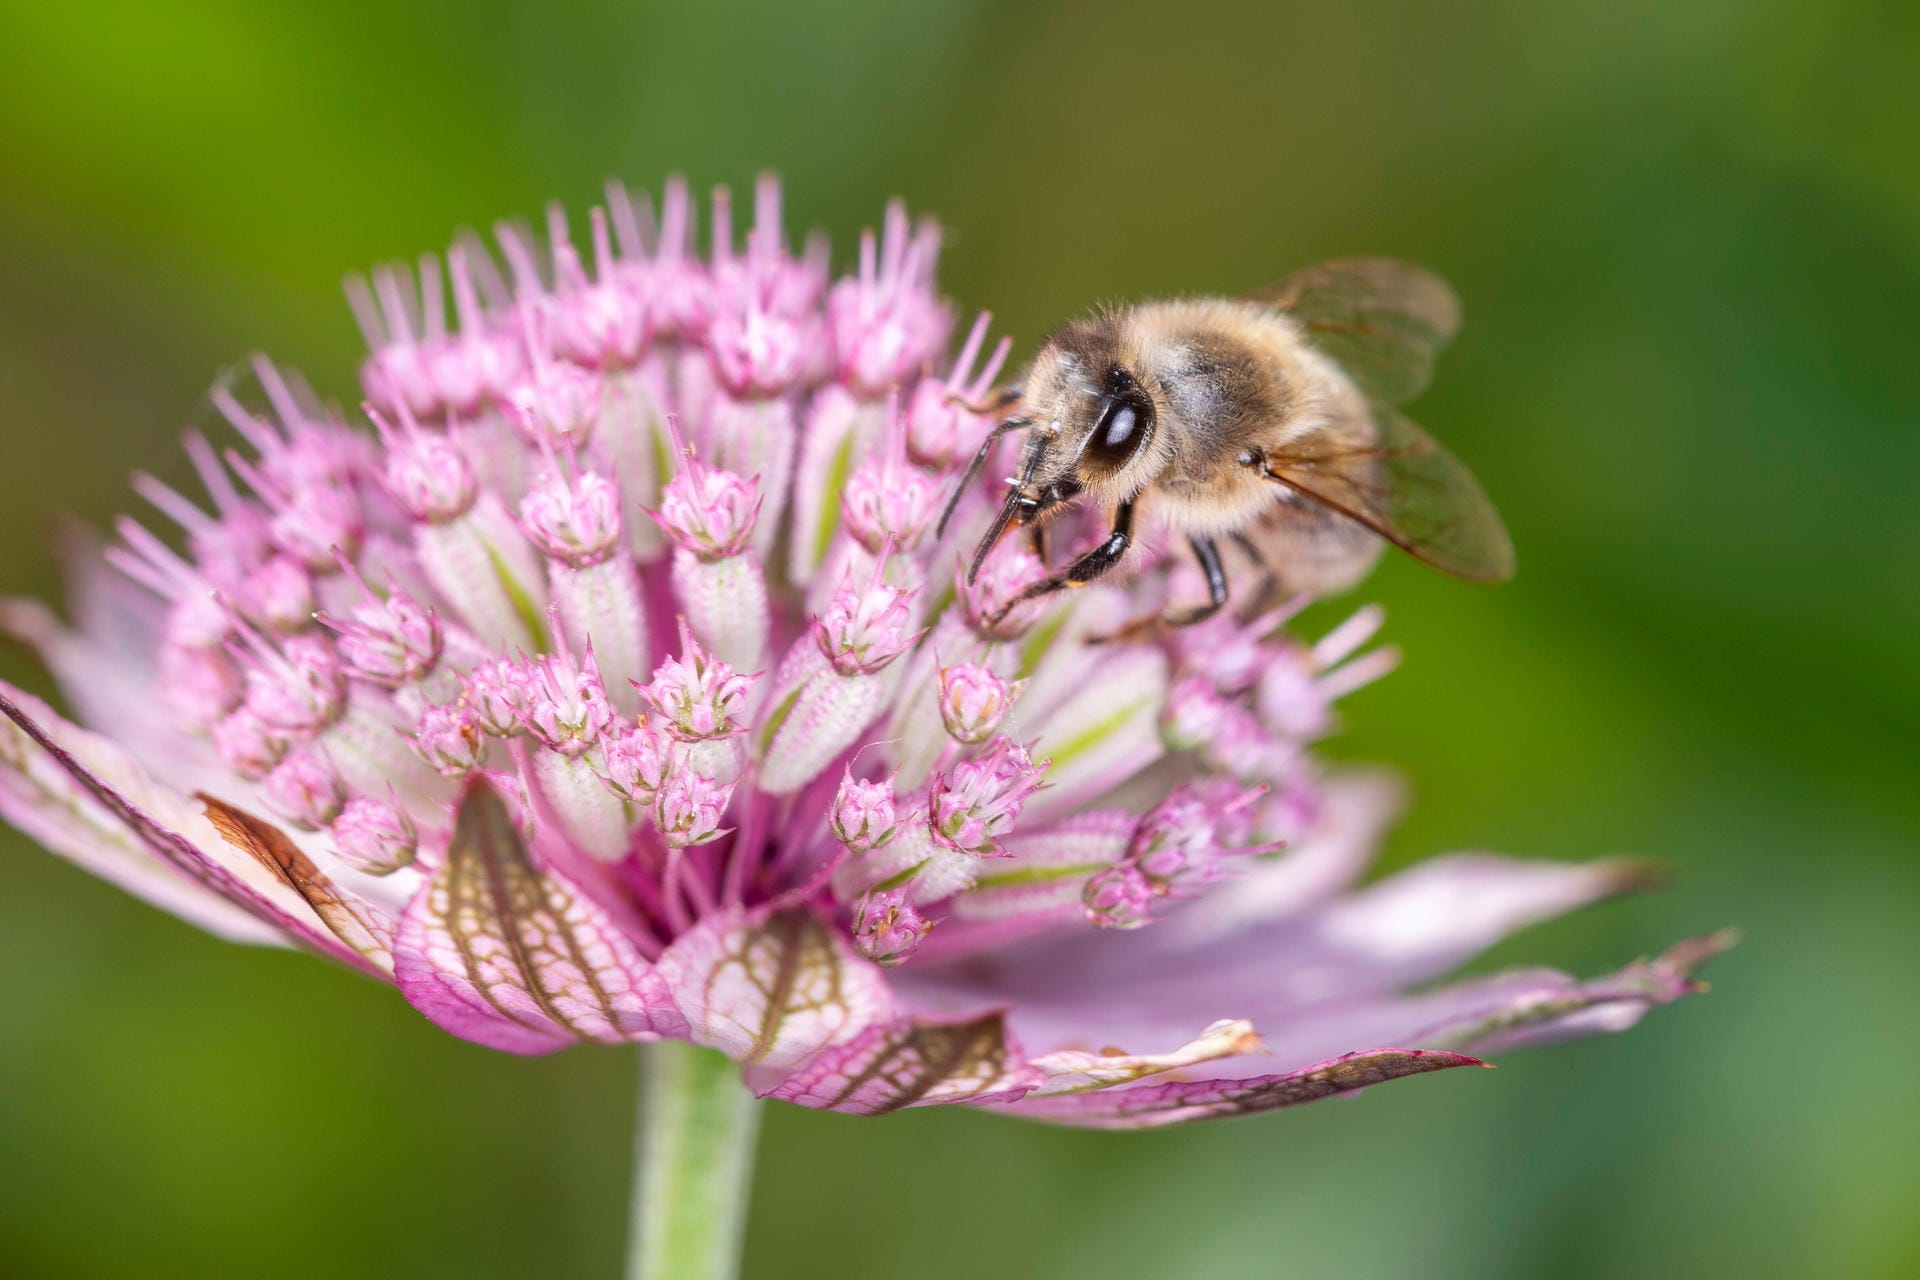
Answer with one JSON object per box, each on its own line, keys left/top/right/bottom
{"left": 199, "top": 794, "right": 395, "bottom": 971}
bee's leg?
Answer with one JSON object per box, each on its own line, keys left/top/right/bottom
{"left": 988, "top": 500, "right": 1133, "bottom": 624}
{"left": 1160, "top": 536, "right": 1229, "bottom": 627}
{"left": 1089, "top": 535, "right": 1230, "bottom": 642}
{"left": 1230, "top": 532, "right": 1281, "bottom": 618}
{"left": 1027, "top": 519, "right": 1050, "bottom": 566}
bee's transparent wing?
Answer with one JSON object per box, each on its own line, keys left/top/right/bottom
{"left": 1247, "top": 257, "right": 1461, "bottom": 406}
{"left": 1263, "top": 405, "right": 1515, "bottom": 582}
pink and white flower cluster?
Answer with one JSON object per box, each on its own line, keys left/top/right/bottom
{"left": 0, "top": 176, "right": 1723, "bottom": 1125}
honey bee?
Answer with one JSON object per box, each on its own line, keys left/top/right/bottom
{"left": 938, "top": 258, "right": 1515, "bottom": 624}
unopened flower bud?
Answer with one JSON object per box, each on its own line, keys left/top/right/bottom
{"left": 241, "top": 556, "right": 316, "bottom": 633}
{"left": 508, "top": 356, "right": 602, "bottom": 447}
{"left": 384, "top": 431, "right": 476, "bottom": 522}
{"left": 271, "top": 485, "right": 363, "bottom": 569}
{"left": 264, "top": 751, "right": 346, "bottom": 830}
{"left": 520, "top": 644, "right": 614, "bottom": 757}
{"left": 901, "top": 312, "right": 1010, "bottom": 469}
{"left": 411, "top": 701, "right": 484, "bottom": 777}
{"left": 937, "top": 662, "right": 1021, "bottom": 746}
{"left": 598, "top": 722, "right": 671, "bottom": 803}
{"left": 428, "top": 249, "right": 525, "bottom": 410}
{"left": 1130, "top": 786, "right": 1230, "bottom": 888}
{"left": 814, "top": 543, "right": 920, "bottom": 676}
{"left": 852, "top": 884, "right": 932, "bottom": 967}
{"left": 164, "top": 592, "right": 234, "bottom": 650}
{"left": 464, "top": 658, "right": 535, "bottom": 737}
{"left": 330, "top": 796, "right": 417, "bottom": 874}
{"left": 639, "top": 619, "right": 757, "bottom": 741}
{"left": 707, "top": 304, "right": 812, "bottom": 398}
{"left": 652, "top": 456, "right": 761, "bottom": 561}
{"left": 242, "top": 633, "right": 346, "bottom": 737}
{"left": 328, "top": 585, "right": 441, "bottom": 687}
{"left": 927, "top": 737, "right": 1047, "bottom": 856}
{"left": 958, "top": 546, "right": 1051, "bottom": 639}
{"left": 546, "top": 215, "right": 650, "bottom": 367}
{"left": 653, "top": 768, "right": 733, "bottom": 848}
{"left": 210, "top": 708, "right": 286, "bottom": 781}
{"left": 160, "top": 641, "right": 242, "bottom": 730}
{"left": 829, "top": 768, "right": 898, "bottom": 854}
{"left": 902, "top": 378, "right": 973, "bottom": 471}
{"left": 1083, "top": 861, "right": 1155, "bottom": 930}
{"left": 1161, "top": 674, "right": 1232, "bottom": 752}
{"left": 826, "top": 209, "right": 948, "bottom": 395}
{"left": 521, "top": 465, "right": 623, "bottom": 567}
{"left": 841, "top": 400, "right": 942, "bottom": 553}
{"left": 1201, "top": 704, "right": 1295, "bottom": 784}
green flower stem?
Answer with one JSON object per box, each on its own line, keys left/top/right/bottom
{"left": 626, "top": 1040, "right": 762, "bottom": 1280}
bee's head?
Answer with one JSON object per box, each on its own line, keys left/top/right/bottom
{"left": 1022, "top": 319, "right": 1160, "bottom": 498}
{"left": 939, "top": 316, "right": 1161, "bottom": 583}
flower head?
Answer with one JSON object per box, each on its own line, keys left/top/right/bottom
{"left": 0, "top": 175, "right": 1721, "bottom": 1129}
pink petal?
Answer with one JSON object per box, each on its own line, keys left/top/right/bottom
{"left": 659, "top": 905, "right": 894, "bottom": 1071}
{"left": 1008, "top": 1047, "right": 1486, "bottom": 1129}
{"left": 0, "top": 683, "right": 367, "bottom": 959}
{"left": 756, "top": 1012, "right": 1042, "bottom": 1113}
{"left": 393, "top": 778, "right": 682, "bottom": 1054}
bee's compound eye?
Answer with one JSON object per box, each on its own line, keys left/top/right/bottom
{"left": 1083, "top": 368, "right": 1154, "bottom": 473}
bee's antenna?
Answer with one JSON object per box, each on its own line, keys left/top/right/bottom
{"left": 936, "top": 416, "right": 1029, "bottom": 541}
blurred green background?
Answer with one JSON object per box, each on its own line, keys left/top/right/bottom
{"left": 2, "top": 1, "right": 1916, "bottom": 1276}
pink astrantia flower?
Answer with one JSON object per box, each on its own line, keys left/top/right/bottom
{"left": 0, "top": 175, "right": 1727, "bottom": 1131}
